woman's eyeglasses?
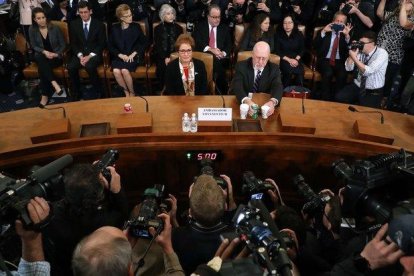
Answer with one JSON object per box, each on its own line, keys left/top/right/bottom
{"left": 179, "top": 49, "right": 192, "bottom": 54}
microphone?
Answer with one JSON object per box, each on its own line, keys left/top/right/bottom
{"left": 30, "top": 154, "right": 73, "bottom": 183}
{"left": 213, "top": 73, "right": 226, "bottom": 108}
{"left": 301, "top": 93, "right": 305, "bottom": 114}
{"left": 136, "top": 95, "right": 149, "bottom": 112}
{"left": 348, "top": 105, "right": 384, "bottom": 124}
{"left": 39, "top": 104, "right": 67, "bottom": 118}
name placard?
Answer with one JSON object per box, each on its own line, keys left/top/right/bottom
{"left": 198, "top": 108, "right": 232, "bottom": 121}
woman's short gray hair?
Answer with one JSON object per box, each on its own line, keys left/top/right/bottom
{"left": 159, "top": 4, "right": 176, "bottom": 22}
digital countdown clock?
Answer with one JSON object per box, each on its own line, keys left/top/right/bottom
{"left": 186, "top": 150, "right": 223, "bottom": 161}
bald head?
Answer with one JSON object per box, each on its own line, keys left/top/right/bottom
{"left": 252, "top": 41, "right": 270, "bottom": 70}
{"left": 72, "top": 226, "right": 132, "bottom": 276}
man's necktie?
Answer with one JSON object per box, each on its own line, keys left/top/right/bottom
{"left": 84, "top": 23, "right": 88, "bottom": 39}
{"left": 209, "top": 27, "right": 215, "bottom": 49}
{"left": 360, "top": 54, "right": 368, "bottom": 95}
{"left": 329, "top": 32, "right": 340, "bottom": 66}
{"left": 252, "top": 70, "right": 262, "bottom": 93}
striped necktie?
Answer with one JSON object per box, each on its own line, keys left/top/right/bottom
{"left": 252, "top": 70, "right": 262, "bottom": 93}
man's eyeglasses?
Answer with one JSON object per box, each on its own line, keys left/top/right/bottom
{"left": 179, "top": 49, "right": 192, "bottom": 54}
{"left": 208, "top": 15, "right": 221, "bottom": 19}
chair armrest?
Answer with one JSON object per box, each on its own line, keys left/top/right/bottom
{"left": 102, "top": 49, "right": 110, "bottom": 69}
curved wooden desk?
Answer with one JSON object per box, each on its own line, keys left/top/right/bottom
{"left": 0, "top": 95, "right": 413, "bottom": 203}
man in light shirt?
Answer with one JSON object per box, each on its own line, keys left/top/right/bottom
{"left": 335, "top": 31, "right": 388, "bottom": 108}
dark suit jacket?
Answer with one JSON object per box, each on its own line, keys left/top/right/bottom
{"left": 192, "top": 20, "right": 231, "bottom": 56}
{"left": 69, "top": 17, "right": 106, "bottom": 58}
{"left": 108, "top": 22, "right": 147, "bottom": 63}
{"left": 314, "top": 30, "right": 349, "bottom": 61}
{"left": 231, "top": 57, "right": 283, "bottom": 104}
{"left": 164, "top": 58, "right": 208, "bottom": 95}
{"left": 29, "top": 23, "right": 66, "bottom": 57}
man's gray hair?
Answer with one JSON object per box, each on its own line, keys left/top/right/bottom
{"left": 72, "top": 235, "right": 132, "bottom": 276}
{"left": 159, "top": 4, "right": 176, "bottom": 22}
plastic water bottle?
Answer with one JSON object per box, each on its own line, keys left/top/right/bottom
{"left": 182, "top": 113, "right": 190, "bottom": 132}
{"left": 190, "top": 113, "right": 198, "bottom": 133}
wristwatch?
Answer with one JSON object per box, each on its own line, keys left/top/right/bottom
{"left": 353, "top": 253, "right": 371, "bottom": 274}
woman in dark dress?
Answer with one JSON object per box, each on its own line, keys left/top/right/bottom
{"left": 29, "top": 7, "right": 66, "bottom": 107}
{"left": 164, "top": 34, "right": 208, "bottom": 95}
{"left": 154, "top": 4, "right": 183, "bottom": 90}
{"left": 275, "top": 14, "right": 305, "bottom": 87}
{"left": 240, "top": 13, "right": 274, "bottom": 52}
{"left": 108, "top": 4, "right": 147, "bottom": 97}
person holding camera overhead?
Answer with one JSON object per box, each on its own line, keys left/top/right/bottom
{"left": 335, "top": 31, "right": 388, "bottom": 108}
{"left": 245, "top": 0, "right": 282, "bottom": 24}
{"left": 339, "top": 0, "right": 375, "bottom": 40}
{"left": 314, "top": 11, "right": 352, "bottom": 101}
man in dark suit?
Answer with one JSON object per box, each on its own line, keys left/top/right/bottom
{"left": 68, "top": 1, "right": 106, "bottom": 100}
{"left": 192, "top": 4, "right": 231, "bottom": 94}
{"left": 314, "top": 11, "right": 352, "bottom": 101}
{"left": 231, "top": 41, "right": 283, "bottom": 118}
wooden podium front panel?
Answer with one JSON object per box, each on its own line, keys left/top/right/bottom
{"left": 30, "top": 118, "right": 71, "bottom": 144}
{"left": 116, "top": 113, "right": 153, "bottom": 134}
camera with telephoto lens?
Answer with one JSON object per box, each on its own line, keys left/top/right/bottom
{"left": 332, "top": 149, "right": 414, "bottom": 225}
{"left": 242, "top": 171, "right": 276, "bottom": 213}
{"left": 350, "top": 41, "right": 364, "bottom": 51}
{"left": 194, "top": 158, "right": 227, "bottom": 189}
{"left": 292, "top": 174, "right": 331, "bottom": 218}
{"left": 126, "top": 184, "right": 166, "bottom": 238}
{"left": 232, "top": 199, "right": 292, "bottom": 275}
{"left": 93, "top": 149, "right": 119, "bottom": 183}
{"left": 0, "top": 155, "right": 73, "bottom": 228}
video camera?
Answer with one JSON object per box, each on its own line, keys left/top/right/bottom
{"left": 93, "top": 149, "right": 119, "bottom": 183}
{"left": 332, "top": 149, "right": 414, "bottom": 225}
{"left": 126, "top": 184, "right": 166, "bottom": 238}
{"left": 292, "top": 174, "right": 331, "bottom": 218}
{"left": 232, "top": 199, "right": 292, "bottom": 276}
{"left": 195, "top": 158, "right": 227, "bottom": 189}
{"left": 0, "top": 155, "right": 73, "bottom": 228}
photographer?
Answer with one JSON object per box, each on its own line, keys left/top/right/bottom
{"left": 335, "top": 31, "right": 388, "bottom": 108}
{"left": 314, "top": 11, "right": 352, "bottom": 100}
{"left": 223, "top": 0, "right": 248, "bottom": 29}
{"left": 339, "top": 0, "right": 375, "bottom": 40}
{"left": 245, "top": 0, "right": 282, "bottom": 24}
{"left": 43, "top": 163, "right": 129, "bottom": 276}
{"left": 172, "top": 174, "right": 234, "bottom": 274}
{"left": 72, "top": 214, "right": 184, "bottom": 275}
{"left": 0, "top": 197, "right": 50, "bottom": 276}
{"left": 280, "top": 0, "right": 316, "bottom": 26}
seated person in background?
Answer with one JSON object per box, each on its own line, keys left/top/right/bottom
{"left": 68, "top": 1, "right": 105, "bottom": 100}
{"left": 108, "top": 4, "right": 147, "bottom": 97}
{"left": 43, "top": 163, "right": 129, "bottom": 276}
{"left": 275, "top": 14, "right": 305, "bottom": 87}
{"left": 5, "top": 197, "right": 51, "bottom": 276}
{"left": 231, "top": 41, "right": 283, "bottom": 118}
{"left": 335, "top": 31, "right": 388, "bottom": 108}
{"left": 172, "top": 174, "right": 234, "bottom": 274}
{"left": 29, "top": 7, "right": 66, "bottom": 107}
{"left": 240, "top": 13, "right": 274, "bottom": 52}
{"left": 154, "top": 4, "right": 184, "bottom": 92}
{"left": 72, "top": 214, "right": 184, "bottom": 276}
{"left": 164, "top": 34, "right": 208, "bottom": 95}
{"left": 48, "top": 0, "right": 68, "bottom": 21}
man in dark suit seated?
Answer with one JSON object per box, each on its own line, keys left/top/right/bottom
{"left": 68, "top": 1, "right": 105, "bottom": 100}
{"left": 230, "top": 41, "right": 283, "bottom": 118}
{"left": 314, "top": 11, "right": 352, "bottom": 101}
{"left": 192, "top": 4, "right": 231, "bottom": 94}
